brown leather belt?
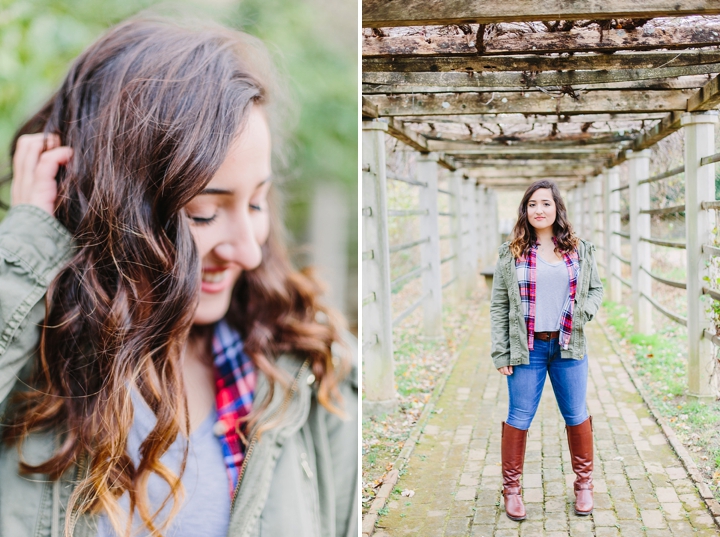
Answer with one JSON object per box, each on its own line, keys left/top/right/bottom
{"left": 534, "top": 331, "right": 559, "bottom": 341}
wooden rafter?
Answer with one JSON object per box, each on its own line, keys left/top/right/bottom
{"left": 362, "top": 75, "right": 712, "bottom": 94}
{"left": 464, "top": 166, "right": 598, "bottom": 178}
{"left": 362, "top": 66, "right": 720, "bottom": 89}
{"left": 420, "top": 132, "right": 635, "bottom": 145}
{"left": 428, "top": 140, "right": 626, "bottom": 152}
{"left": 363, "top": 50, "right": 720, "bottom": 73}
{"left": 362, "top": 23, "right": 720, "bottom": 56}
{"left": 362, "top": 1, "right": 720, "bottom": 28}
{"left": 397, "top": 113, "right": 666, "bottom": 124}
{"left": 367, "top": 90, "right": 692, "bottom": 116}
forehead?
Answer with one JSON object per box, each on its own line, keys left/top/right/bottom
{"left": 204, "top": 106, "right": 272, "bottom": 190}
{"left": 528, "top": 188, "right": 554, "bottom": 202}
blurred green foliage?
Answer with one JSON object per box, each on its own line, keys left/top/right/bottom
{"left": 0, "top": 0, "right": 357, "bottom": 274}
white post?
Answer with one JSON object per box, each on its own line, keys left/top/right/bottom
{"left": 605, "top": 168, "right": 622, "bottom": 303}
{"left": 592, "top": 177, "right": 602, "bottom": 248}
{"left": 574, "top": 184, "right": 585, "bottom": 239}
{"left": 361, "top": 121, "right": 396, "bottom": 415}
{"left": 628, "top": 149, "right": 653, "bottom": 335}
{"left": 476, "top": 184, "right": 487, "bottom": 270}
{"left": 463, "top": 177, "right": 478, "bottom": 292}
{"left": 683, "top": 111, "right": 719, "bottom": 398}
{"left": 584, "top": 181, "right": 591, "bottom": 241}
{"left": 417, "top": 153, "right": 444, "bottom": 340}
{"left": 489, "top": 189, "right": 499, "bottom": 256}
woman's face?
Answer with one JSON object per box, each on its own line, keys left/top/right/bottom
{"left": 184, "top": 106, "right": 272, "bottom": 325}
{"left": 526, "top": 187, "right": 557, "bottom": 232}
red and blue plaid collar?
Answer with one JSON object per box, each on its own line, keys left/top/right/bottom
{"left": 212, "top": 320, "right": 255, "bottom": 496}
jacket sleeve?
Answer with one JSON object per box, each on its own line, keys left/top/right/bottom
{"left": 583, "top": 244, "right": 604, "bottom": 323}
{"left": 0, "top": 204, "right": 73, "bottom": 407}
{"left": 490, "top": 257, "right": 512, "bottom": 369}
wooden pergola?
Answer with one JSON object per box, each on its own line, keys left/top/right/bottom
{"left": 362, "top": 3, "right": 720, "bottom": 415}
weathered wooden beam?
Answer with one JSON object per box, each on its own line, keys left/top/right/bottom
{"left": 362, "top": 96, "right": 379, "bottom": 119}
{"left": 429, "top": 140, "right": 625, "bottom": 153}
{"left": 363, "top": 24, "right": 720, "bottom": 56}
{"left": 460, "top": 158, "right": 609, "bottom": 167}
{"left": 633, "top": 111, "right": 684, "bottom": 151}
{"left": 421, "top": 132, "right": 635, "bottom": 145}
{"left": 382, "top": 118, "right": 457, "bottom": 170}
{"left": 604, "top": 72, "right": 720, "bottom": 168}
{"left": 688, "top": 74, "right": 720, "bottom": 110}
{"left": 363, "top": 66, "right": 720, "bottom": 90}
{"left": 450, "top": 151, "right": 615, "bottom": 161}
{"left": 465, "top": 166, "right": 597, "bottom": 178}
{"left": 362, "top": 1, "right": 720, "bottom": 28}
{"left": 362, "top": 75, "right": 711, "bottom": 94}
{"left": 367, "top": 90, "right": 692, "bottom": 116}
{"left": 398, "top": 112, "right": 666, "bottom": 124}
{"left": 362, "top": 50, "right": 720, "bottom": 73}
{"left": 476, "top": 178, "right": 584, "bottom": 189}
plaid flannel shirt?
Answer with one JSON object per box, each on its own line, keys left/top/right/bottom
{"left": 515, "top": 241, "right": 579, "bottom": 351}
{"left": 212, "top": 319, "right": 256, "bottom": 496}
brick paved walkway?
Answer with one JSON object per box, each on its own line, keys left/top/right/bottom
{"left": 374, "top": 303, "right": 720, "bottom": 536}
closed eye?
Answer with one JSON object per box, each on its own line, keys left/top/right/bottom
{"left": 189, "top": 214, "right": 217, "bottom": 225}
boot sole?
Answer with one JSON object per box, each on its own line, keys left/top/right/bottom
{"left": 505, "top": 513, "right": 527, "bottom": 521}
{"left": 574, "top": 509, "right": 592, "bottom": 516}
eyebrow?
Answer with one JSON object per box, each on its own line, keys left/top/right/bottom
{"left": 199, "top": 177, "right": 272, "bottom": 196}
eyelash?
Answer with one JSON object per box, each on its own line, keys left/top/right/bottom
{"left": 190, "top": 215, "right": 217, "bottom": 225}
{"left": 189, "top": 203, "right": 262, "bottom": 225}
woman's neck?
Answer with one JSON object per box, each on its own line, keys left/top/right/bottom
{"left": 534, "top": 228, "right": 554, "bottom": 245}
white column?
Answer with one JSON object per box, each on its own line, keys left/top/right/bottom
{"left": 605, "top": 168, "right": 622, "bottom": 303}
{"left": 476, "top": 184, "right": 487, "bottom": 270}
{"left": 683, "top": 111, "right": 719, "bottom": 398}
{"left": 463, "top": 177, "right": 478, "bottom": 293}
{"left": 575, "top": 184, "right": 585, "bottom": 239}
{"left": 448, "top": 172, "right": 465, "bottom": 299}
{"left": 591, "top": 177, "right": 602, "bottom": 248}
{"left": 417, "top": 153, "right": 444, "bottom": 340}
{"left": 361, "top": 121, "right": 396, "bottom": 415}
{"left": 489, "top": 189, "right": 499, "bottom": 256}
{"left": 584, "top": 181, "right": 592, "bottom": 240}
{"left": 628, "top": 149, "right": 653, "bottom": 335}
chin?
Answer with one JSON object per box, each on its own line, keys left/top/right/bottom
{"left": 192, "top": 292, "right": 233, "bottom": 326}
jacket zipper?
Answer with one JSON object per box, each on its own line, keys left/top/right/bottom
{"left": 66, "top": 451, "right": 88, "bottom": 537}
{"left": 230, "top": 358, "right": 310, "bottom": 512}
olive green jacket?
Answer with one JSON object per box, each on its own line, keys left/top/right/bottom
{"left": 0, "top": 205, "right": 358, "bottom": 537}
{"left": 489, "top": 239, "right": 604, "bottom": 369}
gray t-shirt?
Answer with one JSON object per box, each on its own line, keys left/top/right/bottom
{"left": 96, "top": 389, "right": 230, "bottom": 537}
{"left": 535, "top": 255, "right": 570, "bottom": 332}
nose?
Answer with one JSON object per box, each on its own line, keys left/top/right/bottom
{"left": 212, "top": 214, "right": 263, "bottom": 270}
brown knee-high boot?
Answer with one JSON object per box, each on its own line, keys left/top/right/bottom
{"left": 501, "top": 421, "right": 528, "bottom": 521}
{"left": 566, "top": 416, "right": 594, "bottom": 515}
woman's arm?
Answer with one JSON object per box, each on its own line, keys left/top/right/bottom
{"left": 490, "top": 258, "right": 513, "bottom": 371}
{"left": 583, "top": 244, "right": 604, "bottom": 322}
{"left": 0, "top": 134, "right": 73, "bottom": 406}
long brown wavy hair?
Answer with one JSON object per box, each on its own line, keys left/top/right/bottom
{"left": 2, "top": 16, "right": 349, "bottom": 537}
{"left": 508, "top": 180, "right": 579, "bottom": 259}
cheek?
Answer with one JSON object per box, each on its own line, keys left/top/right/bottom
{"left": 254, "top": 212, "right": 270, "bottom": 245}
{"left": 188, "top": 227, "right": 213, "bottom": 259}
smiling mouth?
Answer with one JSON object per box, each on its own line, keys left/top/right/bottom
{"left": 202, "top": 269, "right": 228, "bottom": 283}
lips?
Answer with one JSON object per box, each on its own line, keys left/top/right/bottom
{"left": 201, "top": 267, "right": 233, "bottom": 293}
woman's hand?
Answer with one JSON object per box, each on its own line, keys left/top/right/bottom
{"left": 498, "top": 366, "right": 513, "bottom": 376}
{"left": 11, "top": 133, "right": 73, "bottom": 215}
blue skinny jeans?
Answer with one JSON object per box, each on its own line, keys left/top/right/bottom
{"left": 505, "top": 337, "right": 589, "bottom": 430}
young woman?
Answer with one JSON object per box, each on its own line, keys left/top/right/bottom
{"left": 0, "top": 17, "right": 357, "bottom": 537}
{"left": 490, "top": 180, "right": 603, "bottom": 521}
